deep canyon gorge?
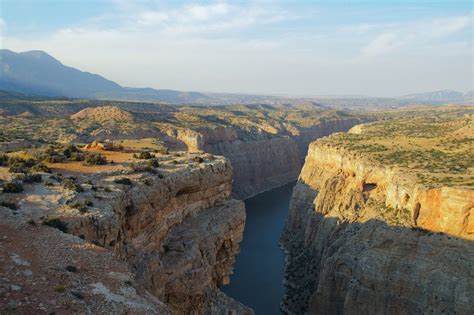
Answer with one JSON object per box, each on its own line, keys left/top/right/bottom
{"left": 1, "top": 103, "right": 473, "bottom": 315}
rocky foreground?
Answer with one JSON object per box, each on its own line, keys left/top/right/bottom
{"left": 281, "top": 127, "right": 474, "bottom": 314}
{"left": 0, "top": 152, "right": 252, "bottom": 314}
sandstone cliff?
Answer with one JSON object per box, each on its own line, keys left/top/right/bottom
{"left": 173, "top": 118, "right": 365, "bottom": 199}
{"left": 1, "top": 152, "right": 252, "bottom": 314}
{"left": 281, "top": 140, "right": 474, "bottom": 314}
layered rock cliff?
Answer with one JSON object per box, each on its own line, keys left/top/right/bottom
{"left": 172, "top": 118, "right": 364, "bottom": 199}
{"left": 281, "top": 140, "right": 474, "bottom": 314}
{"left": 1, "top": 152, "right": 251, "bottom": 314}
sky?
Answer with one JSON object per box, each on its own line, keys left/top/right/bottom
{"left": 0, "top": 0, "right": 473, "bottom": 97}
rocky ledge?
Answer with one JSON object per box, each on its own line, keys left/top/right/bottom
{"left": 281, "top": 140, "right": 474, "bottom": 314}
{"left": 0, "top": 152, "right": 252, "bottom": 314}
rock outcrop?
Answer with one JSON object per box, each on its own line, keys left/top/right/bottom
{"left": 281, "top": 140, "right": 474, "bottom": 314}
{"left": 1, "top": 152, "right": 252, "bottom": 314}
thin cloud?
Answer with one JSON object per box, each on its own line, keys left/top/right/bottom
{"left": 90, "top": 1, "right": 295, "bottom": 37}
{"left": 2, "top": 2, "right": 472, "bottom": 96}
{"left": 361, "top": 15, "right": 472, "bottom": 56}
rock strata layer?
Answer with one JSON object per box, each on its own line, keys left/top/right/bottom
{"left": 281, "top": 140, "right": 474, "bottom": 314}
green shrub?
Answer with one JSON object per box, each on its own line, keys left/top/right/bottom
{"left": 53, "top": 285, "right": 66, "bottom": 293}
{"left": 7, "top": 157, "right": 38, "bottom": 173}
{"left": 62, "top": 144, "right": 79, "bottom": 158}
{"left": 8, "top": 157, "right": 36, "bottom": 167}
{"left": 30, "top": 163, "right": 50, "bottom": 173}
{"left": 62, "top": 178, "right": 84, "bottom": 193}
{"left": 130, "top": 163, "right": 155, "bottom": 173}
{"left": 39, "top": 146, "right": 66, "bottom": 163}
{"left": 2, "top": 182, "right": 24, "bottom": 193}
{"left": 70, "top": 201, "right": 90, "bottom": 213}
{"left": 8, "top": 162, "right": 30, "bottom": 174}
{"left": 1, "top": 201, "right": 17, "bottom": 210}
{"left": 21, "top": 173, "right": 42, "bottom": 183}
{"left": 42, "top": 218, "right": 68, "bottom": 233}
{"left": 69, "top": 152, "right": 86, "bottom": 161}
{"left": 134, "top": 151, "right": 155, "bottom": 160}
{"left": 26, "top": 218, "right": 35, "bottom": 225}
{"left": 44, "top": 154, "right": 66, "bottom": 163}
{"left": 147, "top": 159, "right": 160, "bottom": 168}
{"left": 0, "top": 154, "right": 8, "bottom": 166}
{"left": 114, "top": 178, "right": 132, "bottom": 186}
{"left": 83, "top": 153, "right": 107, "bottom": 166}
{"left": 193, "top": 156, "right": 204, "bottom": 163}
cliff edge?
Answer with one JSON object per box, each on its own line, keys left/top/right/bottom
{"left": 0, "top": 150, "right": 252, "bottom": 314}
{"left": 281, "top": 109, "right": 474, "bottom": 314}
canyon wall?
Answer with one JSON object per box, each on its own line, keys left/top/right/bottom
{"left": 179, "top": 118, "right": 364, "bottom": 199}
{"left": 281, "top": 141, "right": 474, "bottom": 314}
{"left": 6, "top": 154, "right": 252, "bottom": 314}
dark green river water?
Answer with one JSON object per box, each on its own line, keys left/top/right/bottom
{"left": 223, "top": 181, "right": 295, "bottom": 315}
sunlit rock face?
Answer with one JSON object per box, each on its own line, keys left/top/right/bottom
{"left": 2, "top": 153, "right": 252, "bottom": 314}
{"left": 281, "top": 141, "right": 474, "bottom": 315}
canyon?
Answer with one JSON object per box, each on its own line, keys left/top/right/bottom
{"left": 281, "top": 112, "right": 474, "bottom": 314}
{"left": 1, "top": 97, "right": 473, "bottom": 315}
{"left": 0, "top": 95, "right": 370, "bottom": 313}
{"left": 174, "top": 118, "right": 365, "bottom": 199}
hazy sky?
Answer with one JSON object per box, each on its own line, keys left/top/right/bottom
{"left": 1, "top": 0, "right": 473, "bottom": 96}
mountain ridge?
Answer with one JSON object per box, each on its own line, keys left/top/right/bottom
{"left": 0, "top": 49, "right": 211, "bottom": 104}
{"left": 0, "top": 49, "right": 471, "bottom": 107}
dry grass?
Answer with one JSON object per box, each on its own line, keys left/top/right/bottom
{"left": 321, "top": 106, "right": 474, "bottom": 188}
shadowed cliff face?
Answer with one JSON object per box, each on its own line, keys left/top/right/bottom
{"left": 281, "top": 140, "right": 474, "bottom": 314}
{"left": 175, "top": 118, "right": 365, "bottom": 199}
{"left": 282, "top": 204, "right": 474, "bottom": 314}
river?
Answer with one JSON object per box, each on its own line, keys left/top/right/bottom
{"left": 223, "top": 181, "right": 295, "bottom": 314}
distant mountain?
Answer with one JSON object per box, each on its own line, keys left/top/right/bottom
{"left": 401, "top": 90, "right": 464, "bottom": 101}
{"left": 463, "top": 90, "right": 474, "bottom": 100}
{"left": 0, "top": 49, "right": 211, "bottom": 104}
{"left": 1, "top": 49, "right": 470, "bottom": 107}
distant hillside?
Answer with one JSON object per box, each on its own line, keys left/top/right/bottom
{"left": 1, "top": 49, "right": 470, "bottom": 108}
{"left": 70, "top": 106, "right": 135, "bottom": 124}
{"left": 464, "top": 90, "right": 474, "bottom": 100}
{"left": 402, "top": 90, "right": 464, "bottom": 101}
{"left": 0, "top": 49, "right": 211, "bottom": 104}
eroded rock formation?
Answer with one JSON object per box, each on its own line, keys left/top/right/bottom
{"left": 281, "top": 140, "right": 474, "bottom": 314}
{"left": 1, "top": 152, "right": 252, "bottom": 314}
{"left": 173, "top": 118, "right": 365, "bottom": 199}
